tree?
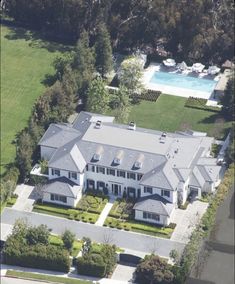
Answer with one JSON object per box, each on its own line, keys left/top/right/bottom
{"left": 118, "top": 57, "right": 144, "bottom": 95}
{"left": 95, "top": 22, "right": 113, "bottom": 77}
{"left": 111, "top": 86, "right": 131, "bottom": 123}
{"left": 62, "top": 230, "right": 75, "bottom": 251}
{"left": 169, "top": 249, "right": 179, "bottom": 264}
{"left": 26, "top": 224, "right": 50, "bottom": 245}
{"left": 100, "top": 244, "right": 117, "bottom": 275}
{"left": 16, "top": 131, "right": 33, "bottom": 180}
{"left": 81, "top": 237, "right": 92, "bottom": 256}
{"left": 135, "top": 254, "right": 174, "bottom": 284}
{"left": 221, "top": 77, "right": 235, "bottom": 121}
{"left": 72, "top": 30, "right": 95, "bottom": 94}
{"left": 86, "top": 77, "right": 110, "bottom": 114}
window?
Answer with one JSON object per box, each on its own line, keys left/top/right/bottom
{"left": 97, "top": 181, "right": 105, "bottom": 191}
{"left": 127, "top": 172, "right": 136, "bottom": 180}
{"left": 117, "top": 170, "right": 126, "bottom": 178}
{"left": 144, "top": 186, "right": 153, "bottom": 194}
{"left": 86, "top": 165, "right": 88, "bottom": 171}
{"left": 87, "top": 179, "right": 95, "bottom": 190}
{"left": 161, "top": 190, "right": 170, "bottom": 198}
{"left": 143, "top": 211, "right": 160, "bottom": 221}
{"left": 96, "top": 166, "right": 105, "bottom": 174}
{"left": 91, "top": 165, "right": 95, "bottom": 172}
{"left": 69, "top": 172, "right": 77, "bottom": 179}
{"left": 54, "top": 169, "right": 60, "bottom": 176}
{"left": 50, "top": 194, "right": 67, "bottom": 203}
{"left": 51, "top": 169, "right": 54, "bottom": 175}
{"left": 107, "top": 168, "right": 115, "bottom": 176}
{"left": 137, "top": 174, "right": 143, "bottom": 181}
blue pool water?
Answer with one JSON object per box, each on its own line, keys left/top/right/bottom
{"left": 150, "top": 71, "right": 217, "bottom": 92}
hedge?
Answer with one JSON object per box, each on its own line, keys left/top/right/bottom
{"left": 131, "top": 90, "right": 161, "bottom": 102}
{"left": 4, "top": 244, "right": 71, "bottom": 272}
{"left": 184, "top": 97, "right": 220, "bottom": 112}
{"left": 77, "top": 254, "right": 106, "bottom": 277}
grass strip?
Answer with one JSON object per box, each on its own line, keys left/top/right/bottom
{"left": 6, "top": 270, "right": 91, "bottom": 284}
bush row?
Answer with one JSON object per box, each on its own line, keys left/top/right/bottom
{"left": 4, "top": 243, "right": 71, "bottom": 272}
{"left": 77, "top": 254, "right": 106, "bottom": 277}
{"left": 184, "top": 97, "right": 220, "bottom": 112}
{"left": 131, "top": 90, "right": 161, "bottom": 102}
{"left": 104, "top": 217, "right": 174, "bottom": 237}
{"left": 0, "top": 167, "right": 19, "bottom": 206}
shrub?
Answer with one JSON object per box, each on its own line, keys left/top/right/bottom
{"left": 185, "top": 97, "right": 220, "bottom": 112}
{"left": 62, "top": 230, "right": 75, "bottom": 251}
{"left": 77, "top": 254, "right": 106, "bottom": 277}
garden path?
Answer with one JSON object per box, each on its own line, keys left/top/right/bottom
{"left": 95, "top": 197, "right": 115, "bottom": 226}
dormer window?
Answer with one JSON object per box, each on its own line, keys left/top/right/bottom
{"left": 134, "top": 161, "right": 142, "bottom": 169}
{"left": 93, "top": 153, "right": 101, "bottom": 161}
{"left": 113, "top": 157, "right": 121, "bottom": 165}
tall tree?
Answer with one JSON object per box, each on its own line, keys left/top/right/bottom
{"left": 72, "top": 30, "right": 95, "bottom": 94}
{"left": 221, "top": 77, "right": 235, "bottom": 121}
{"left": 112, "top": 86, "right": 131, "bottom": 123}
{"left": 95, "top": 23, "right": 113, "bottom": 77}
{"left": 118, "top": 57, "right": 144, "bottom": 95}
{"left": 16, "top": 131, "right": 33, "bottom": 180}
{"left": 86, "top": 77, "right": 110, "bottom": 114}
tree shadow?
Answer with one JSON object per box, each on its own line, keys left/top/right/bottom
{"left": 3, "top": 24, "right": 72, "bottom": 53}
{"left": 41, "top": 73, "right": 58, "bottom": 87}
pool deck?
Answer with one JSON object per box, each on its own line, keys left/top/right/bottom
{"left": 142, "top": 63, "right": 220, "bottom": 100}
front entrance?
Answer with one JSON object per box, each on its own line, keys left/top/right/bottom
{"left": 127, "top": 187, "right": 136, "bottom": 198}
{"left": 189, "top": 186, "right": 201, "bottom": 200}
{"left": 112, "top": 184, "right": 121, "bottom": 196}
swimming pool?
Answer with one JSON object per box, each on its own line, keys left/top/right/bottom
{"left": 150, "top": 71, "right": 217, "bottom": 93}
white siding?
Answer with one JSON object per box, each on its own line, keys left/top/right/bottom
{"left": 41, "top": 146, "right": 56, "bottom": 160}
{"left": 134, "top": 210, "right": 170, "bottom": 226}
{"left": 43, "top": 192, "right": 76, "bottom": 207}
{"left": 48, "top": 168, "right": 83, "bottom": 186}
{"left": 140, "top": 185, "right": 176, "bottom": 203}
{"left": 84, "top": 170, "right": 141, "bottom": 197}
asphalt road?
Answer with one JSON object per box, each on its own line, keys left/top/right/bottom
{"left": 188, "top": 185, "right": 235, "bottom": 284}
{"left": 1, "top": 208, "right": 185, "bottom": 258}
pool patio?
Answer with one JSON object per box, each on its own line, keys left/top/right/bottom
{"left": 142, "top": 63, "right": 221, "bottom": 100}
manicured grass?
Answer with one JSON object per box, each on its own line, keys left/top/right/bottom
{"left": 33, "top": 202, "right": 100, "bottom": 223}
{"left": 49, "top": 235, "right": 82, "bottom": 257}
{"left": 6, "top": 270, "right": 91, "bottom": 284}
{"left": 1, "top": 24, "right": 65, "bottom": 174}
{"left": 104, "top": 217, "right": 173, "bottom": 238}
{"left": 129, "top": 95, "right": 231, "bottom": 139}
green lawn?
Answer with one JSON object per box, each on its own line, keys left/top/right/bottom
{"left": 129, "top": 95, "right": 231, "bottom": 139}
{"left": 6, "top": 270, "right": 91, "bottom": 284}
{"left": 1, "top": 24, "right": 65, "bottom": 174}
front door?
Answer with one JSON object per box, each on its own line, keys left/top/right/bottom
{"left": 112, "top": 184, "right": 121, "bottom": 196}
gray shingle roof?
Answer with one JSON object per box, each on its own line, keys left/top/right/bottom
{"left": 49, "top": 139, "right": 86, "bottom": 172}
{"left": 39, "top": 123, "right": 81, "bottom": 149}
{"left": 133, "top": 194, "right": 174, "bottom": 216}
{"left": 42, "top": 177, "right": 82, "bottom": 198}
{"left": 140, "top": 162, "right": 179, "bottom": 190}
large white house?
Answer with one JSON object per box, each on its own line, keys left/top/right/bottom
{"left": 35, "top": 111, "right": 222, "bottom": 226}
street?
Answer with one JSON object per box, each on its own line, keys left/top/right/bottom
{"left": 1, "top": 208, "right": 185, "bottom": 258}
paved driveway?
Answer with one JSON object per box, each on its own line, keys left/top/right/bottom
{"left": 13, "top": 184, "right": 35, "bottom": 212}
{"left": 111, "top": 264, "right": 136, "bottom": 283}
{"left": 170, "top": 200, "right": 208, "bottom": 243}
{"left": 1, "top": 208, "right": 185, "bottom": 258}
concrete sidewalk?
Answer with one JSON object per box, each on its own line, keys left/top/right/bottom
{"left": 96, "top": 199, "right": 114, "bottom": 226}
{"left": 1, "top": 264, "right": 129, "bottom": 284}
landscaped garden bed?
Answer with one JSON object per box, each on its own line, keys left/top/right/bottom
{"left": 6, "top": 194, "right": 18, "bottom": 207}
{"left": 105, "top": 198, "right": 175, "bottom": 238}
{"left": 76, "top": 190, "right": 109, "bottom": 214}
